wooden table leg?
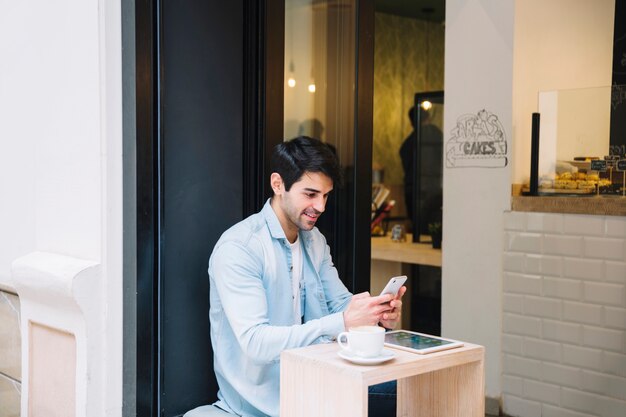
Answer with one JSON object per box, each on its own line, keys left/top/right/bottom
{"left": 280, "top": 353, "right": 368, "bottom": 417}
{"left": 397, "top": 359, "right": 485, "bottom": 417}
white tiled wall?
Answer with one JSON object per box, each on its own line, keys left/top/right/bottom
{"left": 503, "top": 212, "right": 626, "bottom": 417}
{"left": 0, "top": 290, "right": 20, "bottom": 417}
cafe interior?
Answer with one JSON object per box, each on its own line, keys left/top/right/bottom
{"left": 0, "top": 0, "right": 625, "bottom": 416}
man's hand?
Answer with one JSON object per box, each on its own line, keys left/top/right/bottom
{"left": 342, "top": 291, "right": 396, "bottom": 330}
{"left": 378, "top": 286, "right": 406, "bottom": 330}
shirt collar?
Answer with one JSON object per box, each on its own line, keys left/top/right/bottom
{"left": 261, "top": 198, "right": 313, "bottom": 245}
{"left": 261, "top": 198, "right": 288, "bottom": 240}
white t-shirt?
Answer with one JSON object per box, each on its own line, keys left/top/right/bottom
{"left": 290, "top": 237, "right": 303, "bottom": 325}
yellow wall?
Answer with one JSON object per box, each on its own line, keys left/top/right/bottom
{"left": 373, "top": 13, "right": 445, "bottom": 186}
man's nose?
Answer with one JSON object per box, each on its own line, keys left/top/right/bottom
{"left": 313, "top": 196, "right": 326, "bottom": 213}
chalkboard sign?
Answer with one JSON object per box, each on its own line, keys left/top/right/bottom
{"left": 617, "top": 160, "right": 626, "bottom": 171}
{"left": 590, "top": 160, "right": 607, "bottom": 171}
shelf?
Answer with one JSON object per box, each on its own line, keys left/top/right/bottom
{"left": 371, "top": 233, "right": 441, "bottom": 267}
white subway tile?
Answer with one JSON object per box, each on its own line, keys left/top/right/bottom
{"left": 561, "top": 387, "right": 604, "bottom": 415}
{"left": 563, "top": 301, "right": 603, "bottom": 325}
{"left": 524, "top": 379, "right": 561, "bottom": 405}
{"left": 503, "top": 334, "right": 524, "bottom": 355}
{"left": 504, "top": 293, "right": 524, "bottom": 313}
{"left": 505, "top": 211, "right": 528, "bottom": 231}
{"left": 605, "top": 307, "right": 626, "bottom": 330}
{"left": 603, "top": 352, "right": 626, "bottom": 378}
{"left": 503, "top": 353, "right": 543, "bottom": 378}
{"left": 582, "top": 326, "right": 624, "bottom": 352}
{"left": 544, "top": 235, "right": 584, "bottom": 257}
{"left": 542, "top": 404, "right": 599, "bottom": 417}
{"left": 581, "top": 370, "right": 626, "bottom": 401}
{"left": 504, "top": 313, "right": 542, "bottom": 337}
{"left": 562, "top": 258, "right": 604, "bottom": 281}
{"left": 509, "top": 232, "right": 543, "bottom": 253}
{"left": 605, "top": 261, "right": 626, "bottom": 284}
{"left": 543, "top": 319, "right": 581, "bottom": 344}
{"left": 503, "top": 374, "right": 524, "bottom": 396}
{"left": 563, "top": 345, "right": 603, "bottom": 370}
{"left": 503, "top": 394, "right": 542, "bottom": 417}
{"left": 524, "top": 338, "right": 562, "bottom": 362}
{"left": 504, "top": 231, "right": 512, "bottom": 251}
{"left": 504, "top": 252, "right": 525, "bottom": 272}
{"left": 583, "top": 282, "right": 625, "bottom": 307}
{"left": 526, "top": 254, "right": 543, "bottom": 274}
{"left": 524, "top": 295, "right": 562, "bottom": 319}
{"left": 597, "top": 397, "right": 626, "bottom": 417}
{"left": 527, "top": 212, "right": 563, "bottom": 234}
{"left": 605, "top": 217, "right": 626, "bottom": 238}
{"left": 584, "top": 237, "right": 625, "bottom": 261}
{"left": 542, "top": 256, "right": 564, "bottom": 277}
{"left": 505, "top": 272, "right": 542, "bottom": 295}
{"left": 543, "top": 277, "right": 583, "bottom": 300}
{"left": 564, "top": 215, "right": 605, "bottom": 237}
{"left": 542, "top": 362, "right": 582, "bottom": 389}
{"left": 562, "top": 388, "right": 626, "bottom": 417}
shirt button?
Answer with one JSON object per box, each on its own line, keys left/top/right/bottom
{"left": 290, "top": 266, "right": 293, "bottom": 271}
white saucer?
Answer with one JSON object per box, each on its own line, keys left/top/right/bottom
{"left": 337, "top": 348, "right": 396, "bottom": 365}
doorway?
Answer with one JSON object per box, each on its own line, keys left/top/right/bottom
{"left": 370, "top": 0, "right": 445, "bottom": 334}
{"left": 133, "top": 1, "right": 375, "bottom": 415}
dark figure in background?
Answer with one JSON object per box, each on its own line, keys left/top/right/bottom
{"left": 399, "top": 106, "right": 443, "bottom": 235}
{"left": 298, "top": 118, "right": 325, "bottom": 140}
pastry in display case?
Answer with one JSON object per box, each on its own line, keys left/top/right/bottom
{"left": 525, "top": 85, "right": 626, "bottom": 197}
{"left": 536, "top": 158, "right": 618, "bottom": 195}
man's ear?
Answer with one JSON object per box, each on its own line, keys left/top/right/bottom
{"left": 270, "top": 173, "right": 284, "bottom": 195}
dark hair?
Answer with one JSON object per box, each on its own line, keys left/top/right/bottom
{"left": 271, "top": 136, "right": 342, "bottom": 191}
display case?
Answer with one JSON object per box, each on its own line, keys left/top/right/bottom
{"left": 527, "top": 85, "right": 626, "bottom": 197}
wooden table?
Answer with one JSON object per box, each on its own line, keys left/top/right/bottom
{"left": 280, "top": 342, "right": 484, "bottom": 417}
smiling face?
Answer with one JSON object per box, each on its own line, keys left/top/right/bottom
{"left": 270, "top": 171, "right": 334, "bottom": 242}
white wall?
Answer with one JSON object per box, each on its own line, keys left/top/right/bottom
{"left": 512, "top": 0, "right": 615, "bottom": 184}
{"left": 0, "top": 0, "right": 123, "bottom": 415}
{"left": 554, "top": 87, "right": 612, "bottom": 161}
{"left": 443, "top": 0, "right": 515, "bottom": 400}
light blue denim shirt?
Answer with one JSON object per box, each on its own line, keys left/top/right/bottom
{"left": 209, "top": 199, "right": 352, "bottom": 417}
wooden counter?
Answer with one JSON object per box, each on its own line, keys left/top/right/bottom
{"left": 371, "top": 234, "right": 441, "bottom": 267}
{"left": 512, "top": 195, "right": 626, "bottom": 216}
{"left": 371, "top": 234, "right": 442, "bottom": 329}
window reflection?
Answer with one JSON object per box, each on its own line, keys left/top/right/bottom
{"left": 283, "top": 0, "right": 356, "bottom": 169}
{"left": 283, "top": 0, "right": 357, "bottom": 281}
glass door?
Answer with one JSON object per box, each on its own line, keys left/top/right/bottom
{"left": 283, "top": 0, "right": 373, "bottom": 291}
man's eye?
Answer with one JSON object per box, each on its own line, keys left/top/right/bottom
{"left": 306, "top": 193, "right": 316, "bottom": 198}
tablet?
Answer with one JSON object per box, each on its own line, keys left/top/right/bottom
{"left": 384, "top": 330, "right": 464, "bottom": 354}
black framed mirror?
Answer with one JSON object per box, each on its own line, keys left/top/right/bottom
{"left": 403, "top": 91, "right": 444, "bottom": 243}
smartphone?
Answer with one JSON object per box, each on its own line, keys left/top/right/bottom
{"left": 379, "top": 275, "right": 407, "bottom": 297}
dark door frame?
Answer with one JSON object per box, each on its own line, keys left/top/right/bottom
{"left": 133, "top": 0, "right": 373, "bottom": 414}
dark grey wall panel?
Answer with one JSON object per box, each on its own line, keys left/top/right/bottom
{"left": 160, "top": 1, "right": 243, "bottom": 415}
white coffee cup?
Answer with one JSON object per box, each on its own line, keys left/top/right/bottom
{"left": 337, "top": 325, "right": 385, "bottom": 358}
